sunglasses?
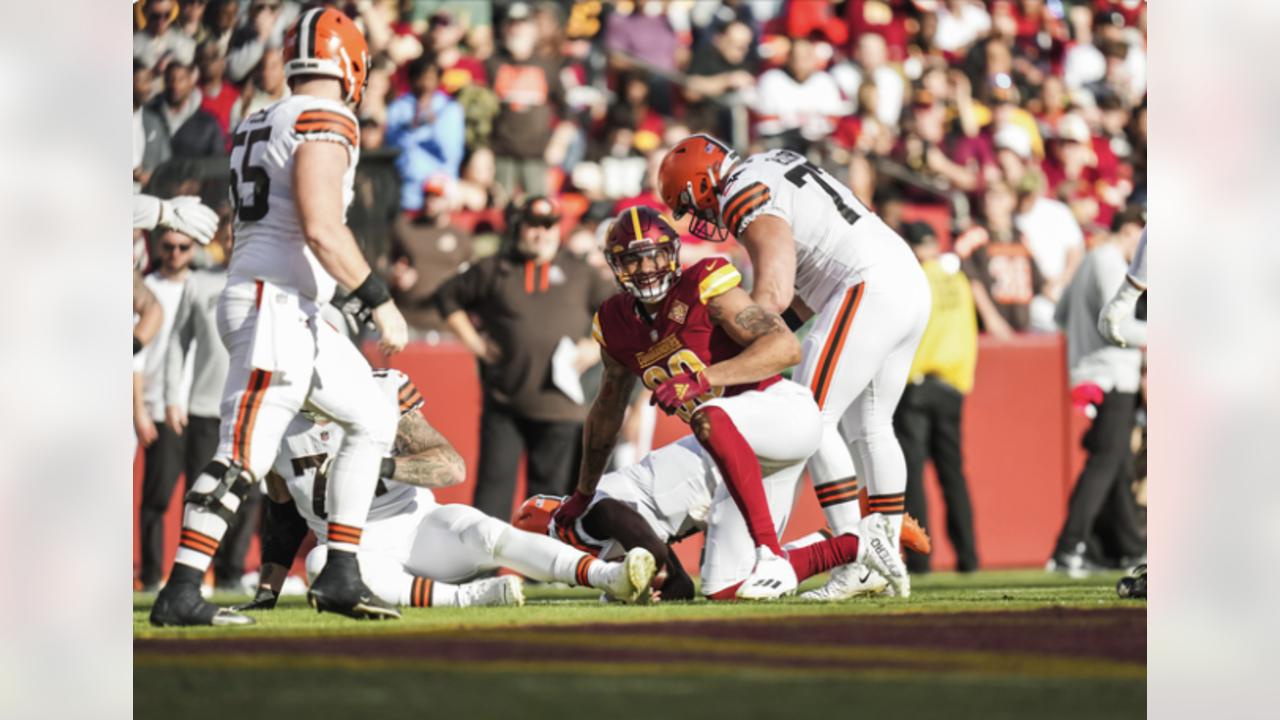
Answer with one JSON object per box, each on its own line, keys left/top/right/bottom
{"left": 161, "top": 242, "right": 193, "bottom": 252}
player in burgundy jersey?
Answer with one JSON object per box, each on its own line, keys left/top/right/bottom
{"left": 550, "top": 207, "right": 909, "bottom": 599}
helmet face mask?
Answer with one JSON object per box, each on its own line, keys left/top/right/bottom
{"left": 604, "top": 207, "right": 683, "bottom": 304}
{"left": 658, "top": 134, "right": 738, "bottom": 243}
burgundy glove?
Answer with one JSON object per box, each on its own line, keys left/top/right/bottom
{"left": 553, "top": 488, "right": 595, "bottom": 528}
{"left": 651, "top": 372, "right": 712, "bottom": 416}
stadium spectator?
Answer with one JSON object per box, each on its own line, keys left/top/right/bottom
{"left": 604, "top": 1, "right": 688, "bottom": 74}
{"left": 226, "top": 0, "right": 300, "bottom": 84}
{"left": 134, "top": 0, "right": 196, "bottom": 71}
{"left": 151, "top": 58, "right": 225, "bottom": 159}
{"left": 428, "top": 10, "right": 488, "bottom": 95}
{"left": 457, "top": 146, "right": 509, "bottom": 212}
{"left": 932, "top": 1, "right": 992, "bottom": 56}
{"left": 754, "top": 37, "right": 847, "bottom": 152}
{"left": 206, "top": 0, "right": 241, "bottom": 55}
{"left": 486, "top": 5, "right": 572, "bottom": 199}
{"left": 956, "top": 180, "right": 1047, "bottom": 338}
{"left": 685, "top": 19, "right": 756, "bottom": 138}
{"left": 842, "top": 0, "right": 911, "bottom": 62}
{"left": 832, "top": 30, "right": 905, "bottom": 128}
{"left": 1083, "top": 39, "right": 1138, "bottom": 109}
{"left": 1048, "top": 205, "right": 1147, "bottom": 575}
{"left": 229, "top": 48, "right": 290, "bottom": 132}
{"left": 176, "top": 0, "right": 210, "bottom": 44}
{"left": 138, "top": 229, "right": 197, "bottom": 592}
{"left": 134, "top": 61, "right": 171, "bottom": 191}
{"left": 389, "top": 176, "right": 474, "bottom": 337}
{"left": 895, "top": 222, "right": 979, "bottom": 574}
{"left": 196, "top": 41, "right": 239, "bottom": 139}
{"left": 1009, "top": 165, "right": 1085, "bottom": 332}
{"left": 1062, "top": 4, "right": 1105, "bottom": 91}
{"left": 385, "top": 53, "right": 466, "bottom": 212}
{"left": 434, "top": 197, "right": 616, "bottom": 521}
{"left": 161, "top": 217, "right": 256, "bottom": 591}
{"left": 897, "top": 88, "right": 992, "bottom": 196}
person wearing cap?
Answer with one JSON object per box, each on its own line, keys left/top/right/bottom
{"left": 389, "top": 176, "right": 474, "bottom": 337}
{"left": 894, "top": 222, "right": 979, "bottom": 574}
{"left": 147, "top": 53, "right": 226, "bottom": 159}
{"left": 434, "top": 197, "right": 617, "bottom": 521}
{"left": 134, "top": 0, "right": 197, "bottom": 71}
{"left": 385, "top": 52, "right": 466, "bottom": 212}
{"left": 1047, "top": 205, "right": 1146, "bottom": 576}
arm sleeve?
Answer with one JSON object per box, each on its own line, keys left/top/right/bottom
{"left": 133, "top": 194, "right": 162, "bottom": 230}
{"left": 164, "top": 284, "right": 195, "bottom": 408}
{"left": 1127, "top": 226, "right": 1147, "bottom": 287}
{"left": 433, "top": 260, "right": 491, "bottom": 318}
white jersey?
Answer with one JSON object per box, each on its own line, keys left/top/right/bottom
{"left": 718, "top": 149, "right": 917, "bottom": 310}
{"left": 227, "top": 94, "right": 360, "bottom": 304}
{"left": 271, "top": 369, "right": 428, "bottom": 541}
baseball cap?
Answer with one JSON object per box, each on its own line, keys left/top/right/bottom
{"left": 423, "top": 175, "right": 450, "bottom": 197}
{"left": 994, "top": 124, "right": 1033, "bottom": 159}
{"left": 902, "top": 221, "right": 938, "bottom": 247}
{"left": 1057, "top": 114, "right": 1091, "bottom": 144}
{"left": 520, "top": 196, "right": 562, "bottom": 227}
{"left": 506, "top": 2, "right": 533, "bottom": 23}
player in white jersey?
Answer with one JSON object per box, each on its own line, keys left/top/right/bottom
{"left": 658, "top": 135, "right": 931, "bottom": 600}
{"left": 515, "top": 435, "right": 909, "bottom": 601}
{"left": 235, "top": 369, "right": 657, "bottom": 611}
{"left": 1099, "top": 225, "right": 1147, "bottom": 347}
{"left": 151, "top": 9, "right": 410, "bottom": 627}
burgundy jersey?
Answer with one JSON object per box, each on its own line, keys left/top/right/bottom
{"left": 593, "top": 257, "right": 781, "bottom": 423}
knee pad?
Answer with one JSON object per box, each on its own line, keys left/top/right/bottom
{"left": 184, "top": 460, "right": 252, "bottom": 524}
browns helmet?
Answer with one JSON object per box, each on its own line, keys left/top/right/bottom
{"left": 513, "top": 494, "right": 563, "bottom": 537}
{"left": 657, "top": 134, "right": 740, "bottom": 242}
{"left": 604, "top": 206, "right": 682, "bottom": 303}
{"left": 284, "top": 8, "right": 370, "bottom": 106}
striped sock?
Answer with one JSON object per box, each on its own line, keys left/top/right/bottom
{"left": 578, "top": 556, "right": 602, "bottom": 588}
{"left": 814, "top": 477, "right": 862, "bottom": 536}
{"left": 327, "top": 522, "right": 363, "bottom": 553}
{"left": 868, "top": 492, "right": 906, "bottom": 544}
{"left": 409, "top": 576, "right": 434, "bottom": 607}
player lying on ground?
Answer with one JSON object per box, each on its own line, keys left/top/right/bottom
{"left": 236, "top": 369, "right": 657, "bottom": 612}
{"left": 516, "top": 437, "right": 924, "bottom": 601}
{"left": 551, "top": 208, "right": 908, "bottom": 599}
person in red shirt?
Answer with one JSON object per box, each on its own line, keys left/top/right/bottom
{"left": 195, "top": 40, "right": 239, "bottom": 141}
{"left": 551, "top": 207, "right": 910, "bottom": 600}
{"left": 427, "top": 10, "right": 488, "bottom": 96}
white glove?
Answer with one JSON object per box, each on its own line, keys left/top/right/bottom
{"left": 1097, "top": 279, "right": 1144, "bottom": 347}
{"left": 157, "top": 196, "right": 220, "bottom": 246}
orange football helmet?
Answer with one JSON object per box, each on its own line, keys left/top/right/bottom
{"left": 283, "top": 8, "right": 370, "bottom": 106}
{"left": 513, "top": 494, "right": 563, "bottom": 536}
{"left": 603, "top": 206, "right": 682, "bottom": 302}
{"left": 657, "top": 134, "right": 740, "bottom": 242}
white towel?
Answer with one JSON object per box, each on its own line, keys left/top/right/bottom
{"left": 247, "top": 280, "right": 312, "bottom": 376}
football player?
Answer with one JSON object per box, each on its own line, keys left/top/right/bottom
{"left": 551, "top": 207, "right": 908, "bottom": 600}
{"left": 151, "top": 9, "right": 411, "bottom": 626}
{"left": 658, "top": 136, "right": 932, "bottom": 599}
{"left": 238, "top": 369, "right": 657, "bottom": 611}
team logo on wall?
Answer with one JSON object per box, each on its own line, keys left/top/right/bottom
{"left": 668, "top": 301, "right": 689, "bottom": 324}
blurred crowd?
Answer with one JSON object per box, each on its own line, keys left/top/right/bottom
{"left": 133, "top": 0, "right": 1148, "bottom": 583}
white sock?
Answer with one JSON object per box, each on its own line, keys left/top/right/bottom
{"left": 494, "top": 525, "right": 592, "bottom": 585}
{"left": 172, "top": 470, "right": 240, "bottom": 572}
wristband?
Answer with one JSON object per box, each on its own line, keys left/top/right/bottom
{"left": 133, "top": 336, "right": 143, "bottom": 355}
{"left": 380, "top": 457, "right": 396, "bottom": 479}
{"left": 780, "top": 308, "right": 803, "bottom": 332}
{"left": 352, "top": 273, "right": 392, "bottom": 311}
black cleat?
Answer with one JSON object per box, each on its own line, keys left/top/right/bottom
{"left": 307, "top": 552, "right": 401, "bottom": 620}
{"left": 1117, "top": 565, "right": 1147, "bottom": 599}
{"left": 149, "top": 574, "right": 255, "bottom": 627}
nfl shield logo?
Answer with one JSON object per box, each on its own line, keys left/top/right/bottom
{"left": 668, "top": 301, "right": 689, "bottom": 324}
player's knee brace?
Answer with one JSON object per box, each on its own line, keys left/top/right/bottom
{"left": 184, "top": 460, "right": 252, "bottom": 524}
{"left": 260, "top": 498, "right": 309, "bottom": 568}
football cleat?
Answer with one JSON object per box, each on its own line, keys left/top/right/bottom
{"left": 150, "top": 582, "right": 255, "bottom": 627}
{"left": 307, "top": 554, "right": 401, "bottom": 620}
{"left": 799, "top": 562, "right": 888, "bottom": 601}
{"left": 456, "top": 575, "right": 525, "bottom": 608}
{"left": 1045, "top": 543, "right": 1108, "bottom": 579}
{"left": 855, "top": 514, "right": 910, "bottom": 598}
{"left": 597, "top": 547, "right": 657, "bottom": 605}
{"left": 901, "top": 514, "right": 932, "bottom": 555}
{"left": 1116, "top": 564, "right": 1147, "bottom": 599}
{"left": 736, "top": 546, "right": 799, "bottom": 600}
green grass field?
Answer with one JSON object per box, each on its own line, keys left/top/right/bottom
{"left": 134, "top": 570, "right": 1145, "bottom": 720}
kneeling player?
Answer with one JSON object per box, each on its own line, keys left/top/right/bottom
{"left": 552, "top": 208, "right": 908, "bottom": 599}
{"left": 517, "top": 435, "right": 909, "bottom": 601}
{"left": 239, "top": 369, "right": 656, "bottom": 612}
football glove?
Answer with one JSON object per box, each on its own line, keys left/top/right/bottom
{"left": 157, "top": 196, "right": 219, "bottom": 246}
{"left": 651, "top": 372, "right": 712, "bottom": 415}
{"left": 1097, "top": 278, "right": 1144, "bottom": 347}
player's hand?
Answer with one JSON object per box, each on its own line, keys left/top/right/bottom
{"left": 157, "top": 196, "right": 219, "bottom": 246}
{"left": 371, "top": 301, "right": 408, "bottom": 355}
{"left": 230, "top": 586, "right": 280, "bottom": 612}
{"left": 135, "top": 414, "right": 158, "bottom": 448}
{"left": 1098, "top": 279, "right": 1144, "bottom": 348}
{"left": 650, "top": 372, "right": 712, "bottom": 415}
{"left": 165, "top": 405, "right": 188, "bottom": 436}
{"left": 553, "top": 489, "right": 595, "bottom": 528}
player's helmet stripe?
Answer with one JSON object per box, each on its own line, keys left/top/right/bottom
{"left": 301, "top": 7, "right": 321, "bottom": 58}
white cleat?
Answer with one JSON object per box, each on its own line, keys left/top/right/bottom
{"left": 456, "top": 575, "right": 525, "bottom": 608}
{"left": 598, "top": 548, "right": 657, "bottom": 605}
{"left": 856, "top": 514, "right": 910, "bottom": 598}
{"left": 736, "top": 546, "right": 799, "bottom": 600}
{"left": 799, "top": 562, "right": 889, "bottom": 601}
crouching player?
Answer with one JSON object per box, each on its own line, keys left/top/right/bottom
{"left": 237, "top": 369, "right": 657, "bottom": 613}
{"left": 551, "top": 208, "right": 908, "bottom": 600}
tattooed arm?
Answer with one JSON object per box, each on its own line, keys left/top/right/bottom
{"left": 700, "top": 285, "right": 802, "bottom": 387}
{"left": 575, "top": 350, "right": 637, "bottom": 496}
{"left": 389, "top": 411, "right": 467, "bottom": 488}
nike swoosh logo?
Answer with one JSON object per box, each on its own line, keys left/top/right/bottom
{"left": 858, "top": 567, "right": 872, "bottom": 583}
